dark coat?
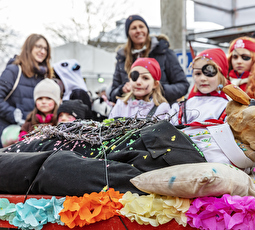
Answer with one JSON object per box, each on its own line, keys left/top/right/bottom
{"left": 0, "top": 60, "right": 44, "bottom": 145}
{"left": 109, "top": 35, "right": 190, "bottom": 104}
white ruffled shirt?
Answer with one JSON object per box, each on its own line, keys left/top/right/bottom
{"left": 170, "top": 96, "right": 228, "bottom": 125}
{"left": 108, "top": 98, "right": 171, "bottom": 120}
{"left": 169, "top": 96, "right": 254, "bottom": 169}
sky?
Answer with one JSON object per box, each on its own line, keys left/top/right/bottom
{"left": 0, "top": 0, "right": 160, "bottom": 44}
{"left": 0, "top": 0, "right": 223, "bottom": 47}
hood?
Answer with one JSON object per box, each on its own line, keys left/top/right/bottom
{"left": 150, "top": 34, "right": 170, "bottom": 53}
{"left": 53, "top": 59, "right": 88, "bottom": 100}
{"left": 6, "top": 55, "right": 17, "bottom": 66}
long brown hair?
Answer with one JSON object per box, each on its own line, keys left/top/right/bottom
{"left": 124, "top": 35, "right": 151, "bottom": 74}
{"left": 227, "top": 36, "right": 255, "bottom": 98}
{"left": 13, "top": 34, "right": 53, "bottom": 78}
{"left": 25, "top": 102, "right": 58, "bottom": 126}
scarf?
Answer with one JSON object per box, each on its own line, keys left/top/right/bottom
{"left": 34, "top": 65, "right": 48, "bottom": 76}
{"left": 131, "top": 45, "right": 147, "bottom": 58}
{"left": 228, "top": 69, "right": 250, "bottom": 79}
{"left": 195, "top": 90, "right": 228, "bottom": 100}
{"left": 36, "top": 114, "right": 54, "bottom": 124}
{"left": 228, "top": 70, "right": 250, "bottom": 91}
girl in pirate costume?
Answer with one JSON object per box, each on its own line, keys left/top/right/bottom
{"left": 170, "top": 48, "right": 254, "bottom": 169}
{"left": 227, "top": 36, "right": 255, "bottom": 98}
{"left": 108, "top": 58, "right": 171, "bottom": 120}
{"left": 171, "top": 48, "right": 229, "bottom": 127}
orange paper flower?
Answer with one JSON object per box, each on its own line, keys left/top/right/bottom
{"left": 59, "top": 188, "right": 123, "bottom": 228}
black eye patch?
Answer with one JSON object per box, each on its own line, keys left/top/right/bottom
{"left": 232, "top": 54, "right": 251, "bottom": 61}
{"left": 130, "top": 71, "right": 139, "bottom": 81}
{"left": 193, "top": 64, "right": 218, "bottom": 77}
{"left": 202, "top": 64, "right": 218, "bottom": 77}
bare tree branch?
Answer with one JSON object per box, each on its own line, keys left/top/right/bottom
{"left": 45, "top": 0, "right": 132, "bottom": 46}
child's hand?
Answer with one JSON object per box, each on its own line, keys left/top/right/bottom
{"left": 122, "top": 82, "right": 131, "bottom": 93}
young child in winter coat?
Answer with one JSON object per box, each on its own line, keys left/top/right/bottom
{"left": 227, "top": 36, "right": 255, "bottom": 98}
{"left": 108, "top": 58, "right": 171, "bottom": 120}
{"left": 57, "top": 99, "right": 92, "bottom": 124}
{"left": 18, "top": 78, "right": 61, "bottom": 140}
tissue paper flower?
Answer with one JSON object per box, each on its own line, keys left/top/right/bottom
{"left": 118, "top": 191, "right": 190, "bottom": 227}
{"left": 59, "top": 188, "right": 123, "bottom": 228}
{"left": 186, "top": 194, "right": 255, "bottom": 230}
{"left": 11, "top": 196, "right": 65, "bottom": 230}
{"left": 0, "top": 198, "right": 16, "bottom": 221}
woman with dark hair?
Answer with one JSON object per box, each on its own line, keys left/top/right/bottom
{"left": 109, "top": 15, "right": 190, "bottom": 105}
{"left": 0, "top": 33, "right": 53, "bottom": 147}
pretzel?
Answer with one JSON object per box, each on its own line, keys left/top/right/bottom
{"left": 222, "top": 84, "right": 251, "bottom": 105}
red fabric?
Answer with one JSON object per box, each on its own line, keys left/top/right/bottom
{"left": 18, "top": 130, "right": 28, "bottom": 141}
{"left": 186, "top": 119, "right": 224, "bottom": 127}
{"left": 228, "top": 69, "right": 250, "bottom": 91}
{"left": 36, "top": 114, "right": 54, "bottom": 123}
{"left": 195, "top": 90, "right": 228, "bottom": 100}
{"left": 188, "top": 89, "right": 228, "bottom": 101}
{"left": 197, "top": 48, "right": 229, "bottom": 78}
{"left": 131, "top": 58, "right": 161, "bottom": 80}
{"left": 230, "top": 38, "right": 255, "bottom": 53}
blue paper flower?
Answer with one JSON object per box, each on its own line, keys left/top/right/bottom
{"left": 11, "top": 196, "right": 65, "bottom": 230}
{"left": 0, "top": 198, "right": 16, "bottom": 221}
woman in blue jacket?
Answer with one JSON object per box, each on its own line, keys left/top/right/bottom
{"left": 0, "top": 33, "right": 53, "bottom": 147}
{"left": 109, "top": 15, "right": 190, "bottom": 105}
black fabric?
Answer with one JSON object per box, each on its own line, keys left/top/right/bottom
{"left": 31, "top": 150, "right": 144, "bottom": 196}
{"left": 70, "top": 88, "right": 92, "bottom": 110}
{"left": 1, "top": 120, "right": 206, "bottom": 196}
{"left": 0, "top": 150, "right": 53, "bottom": 194}
{"left": 146, "top": 105, "right": 158, "bottom": 118}
{"left": 57, "top": 99, "right": 92, "bottom": 120}
{"left": 5, "top": 135, "right": 119, "bottom": 158}
{"left": 107, "top": 120, "right": 206, "bottom": 172}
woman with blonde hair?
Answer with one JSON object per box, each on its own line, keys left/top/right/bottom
{"left": 109, "top": 15, "right": 189, "bottom": 105}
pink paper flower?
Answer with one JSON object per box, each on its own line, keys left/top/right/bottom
{"left": 186, "top": 194, "right": 255, "bottom": 230}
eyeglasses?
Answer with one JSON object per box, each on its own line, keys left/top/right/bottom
{"left": 130, "top": 70, "right": 150, "bottom": 81}
{"left": 61, "top": 62, "right": 80, "bottom": 71}
{"left": 34, "top": 44, "right": 48, "bottom": 52}
{"left": 232, "top": 54, "right": 251, "bottom": 61}
{"left": 193, "top": 64, "right": 218, "bottom": 77}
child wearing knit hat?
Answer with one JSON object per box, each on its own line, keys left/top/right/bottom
{"left": 57, "top": 99, "right": 92, "bottom": 124}
{"left": 108, "top": 57, "right": 171, "bottom": 119}
{"left": 18, "top": 78, "right": 61, "bottom": 140}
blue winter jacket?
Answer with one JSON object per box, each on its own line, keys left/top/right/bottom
{"left": 0, "top": 60, "right": 44, "bottom": 144}
{"left": 109, "top": 35, "right": 190, "bottom": 104}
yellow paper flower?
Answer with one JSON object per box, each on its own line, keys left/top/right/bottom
{"left": 118, "top": 192, "right": 190, "bottom": 227}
